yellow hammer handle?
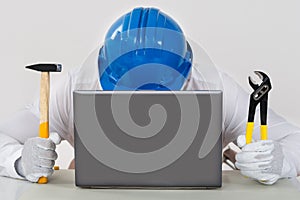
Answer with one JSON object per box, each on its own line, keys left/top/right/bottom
{"left": 260, "top": 125, "right": 268, "bottom": 140}
{"left": 38, "top": 72, "right": 50, "bottom": 184}
{"left": 246, "top": 122, "right": 254, "bottom": 144}
{"left": 39, "top": 122, "right": 49, "bottom": 138}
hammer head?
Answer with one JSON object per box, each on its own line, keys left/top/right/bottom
{"left": 26, "top": 63, "right": 62, "bottom": 72}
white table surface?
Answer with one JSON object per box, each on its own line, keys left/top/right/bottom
{"left": 0, "top": 170, "right": 299, "bottom": 200}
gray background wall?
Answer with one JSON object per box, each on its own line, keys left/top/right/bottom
{"left": 0, "top": 0, "right": 299, "bottom": 168}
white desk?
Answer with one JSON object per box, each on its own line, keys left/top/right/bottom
{"left": 0, "top": 170, "right": 299, "bottom": 200}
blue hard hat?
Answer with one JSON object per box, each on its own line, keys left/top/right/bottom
{"left": 98, "top": 7, "right": 192, "bottom": 90}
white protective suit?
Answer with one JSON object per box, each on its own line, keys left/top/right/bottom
{"left": 0, "top": 42, "right": 300, "bottom": 180}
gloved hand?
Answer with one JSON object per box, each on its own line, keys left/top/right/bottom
{"left": 15, "top": 132, "right": 61, "bottom": 183}
{"left": 235, "top": 135, "right": 297, "bottom": 185}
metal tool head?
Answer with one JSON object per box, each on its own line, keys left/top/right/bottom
{"left": 248, "top": 71, "right": 270, "bottom": 90}
{"left": 249, "top": 71, "right": 272, "bottom": 101}
{"left": 26, "top": 63, "right": 62, "bottom": 72}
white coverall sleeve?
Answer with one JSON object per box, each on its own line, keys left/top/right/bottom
{"left": 0, "top": 72, "right": 73, "bottom": 179}
{"left": 222, "top": 72, "right": 300, "bottom": 175}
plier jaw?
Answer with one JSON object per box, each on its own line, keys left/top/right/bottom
{"left": 246, "top": 71, "right": 272, "bottom": 144}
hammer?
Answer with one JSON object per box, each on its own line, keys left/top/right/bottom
{"left": 26, "top": 63, "right": 62, "bottom": 184}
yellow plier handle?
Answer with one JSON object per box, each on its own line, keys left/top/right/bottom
{"left": 260, "top": 125, "right": 267, "bottom": 140}
{"left": 246, "top": 122, "right": 254, "bottom": 144}
{"left": 246, "top": 122, "right": 268, "bottom": 144}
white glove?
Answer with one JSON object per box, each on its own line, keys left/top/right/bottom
{"left": 235, "top": 135, "right": 297, "bottom": 185}
{"left": 15, "top": 132, "right": 61, "bottom": 183}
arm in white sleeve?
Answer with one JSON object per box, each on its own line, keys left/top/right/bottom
{"left": 0, "top": 72, "right": 73, "bottom": 179}
{"left": 0, "top": 109, "right": 39, "bottom": 179}
{"left": 222, "top": 72, "right": 300, "bottom": 175}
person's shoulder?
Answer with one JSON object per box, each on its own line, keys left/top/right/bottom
{"left": 67, "top": 65, "right": 100, "bottom": 90}
{"left": 184, "top": 65, "right": 224, "bottom": 90}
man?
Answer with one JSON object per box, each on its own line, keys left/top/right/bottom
{"left": 0, "top": 7, "right": 299, "bottom": 185}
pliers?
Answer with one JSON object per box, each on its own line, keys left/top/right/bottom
{"left": 246, "top": 71, "right": 272, "bottom": 144}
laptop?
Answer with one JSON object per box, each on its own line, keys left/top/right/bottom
{"left": 74, "top": 91, "right": 222, "bottom": 188}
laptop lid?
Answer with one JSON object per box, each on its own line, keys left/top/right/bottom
{"left": 74, "top": 91, "right": 222, "bottom": 188}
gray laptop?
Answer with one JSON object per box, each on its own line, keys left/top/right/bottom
{"left": 74, "top": 91, "right": 222, "bottom": 188}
